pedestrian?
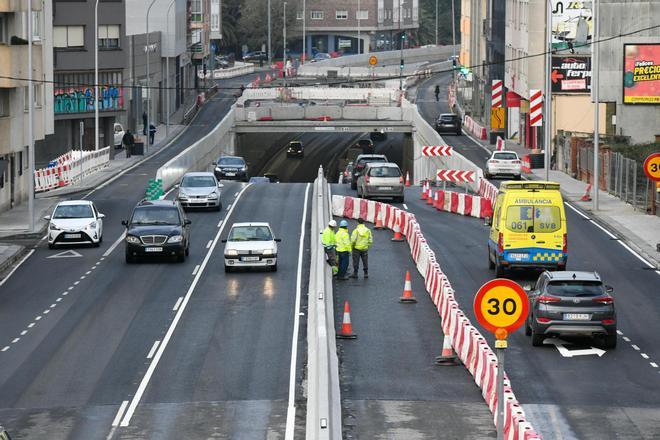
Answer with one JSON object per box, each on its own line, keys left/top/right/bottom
{"left": 122, "top": 129, "right": 134, "bottom": 158}
{"left": 142, "top": 112, "right": 148, "bottom": 135}
{"left": 149, "top": 123, "right": 157, "bottom": 145}
{"left": 350, "top": 218, "right": 373, "bottom": 278}
{"left": 434, "top": 85, "right": 440, "bottom": 102}
{"left": 335, "top": 220, "right": 352, "bottom": 280}
{"left": 321, "top": 219, "right": 338, "bottom": 276}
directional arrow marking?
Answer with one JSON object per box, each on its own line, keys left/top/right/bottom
{"left": 47, "top": 250, "right": 83, "bottom": 259}
{"left": 543, "top": 338, "right": 606, "bottom": 358}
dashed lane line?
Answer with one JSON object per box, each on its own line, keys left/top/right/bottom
{"left": 172, "top": 297, "right": 184, "bottom": 311}
{"left": 192, "top": 265, "right": 200, "bottom": 275}
{"left": 146, "top": 341, "right": 160, "bottom": 359}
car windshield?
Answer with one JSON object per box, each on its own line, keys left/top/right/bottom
{"left": 369, "top": 166, "right": 401, "bottom": 177}
{"left": 547, "top": 281, "right": 604, "bottom": 297}
{"left": 506, "top": 205, "right": 561, "bottom": 233}
{"left": 228, "top": 226, "right": 273, "bottom": 241}
{"left": 218, "top": 157, "right": 245, "bottom": 166}
{"left": 53, "top": 204, "right": 94, "bottom": 219}
{"left": 440, "top": 115, "right": 456, "bottom": 121}
{"left": 131, "top": 207, "right": 181, "bottom": 225}
{"left": 358, "top": 157, "right": 386, "bottom": 166}
{"left": 181, "top": 175, "right": 217, "bottom": 188}
{"left": 493, "top": 153, "right": 518, "bottom": 160}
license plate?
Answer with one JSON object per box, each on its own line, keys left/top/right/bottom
{"left": 145, "top": 247, "right": 163, "bottom": 253}
{"left": 563, "top": 313, "right": 591, "bottom": 321}
{"left": 241, "top": 256, "right": 260, "bottom": 262}
{"left": 225, "top": 172, "right": 236, "bottom": 176}
{"left": 379, "top": 186, "right": 393, "bottom": 191}
{"left": 509, "top": 253, "right": 528, "bottom": 260}
{"left": 64, "top": 233, "right": 82, "bottom": 239}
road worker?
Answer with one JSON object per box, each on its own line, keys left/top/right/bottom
{"left": 321, "top": 219, "right": 338, "bottom": 275}
{"left": 335, "top": 220, "right": 352, "bottom": 280}
{"left": 350, "top": 218, "right": 373, "bottom": 278}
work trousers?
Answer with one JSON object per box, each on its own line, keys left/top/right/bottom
{"left": 324, "top": 247, "right": 337, "bottom": 267}
{"left": 337, "top": 251, "right": 350, "bottom": 277}
{"left": 352, "top": 249, "right": 368, "bottom": 273}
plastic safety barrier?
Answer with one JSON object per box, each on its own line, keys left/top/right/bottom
{"left": 464, "top": 115, "right": 488, "bottom": 140}
{"left": 35, "top": 147, "right": 110, "bottom": 193}
{"left": 331, "top": 194, "right": 542, "bottom": 440}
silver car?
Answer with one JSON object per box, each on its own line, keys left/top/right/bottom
{"left": 357, "top": 162, "right": 404, "bottom": 202}
{"left": 222, "top": 222, "right": 281, "bottom": 272}
{"left": 176, "top": 172, "right": 223, "bottom": 210}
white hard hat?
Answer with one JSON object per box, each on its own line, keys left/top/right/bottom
{"left": 328, "top": 220, "right": 337, "bottom": 228}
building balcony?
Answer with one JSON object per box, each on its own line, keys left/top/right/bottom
{"left": 0, "top": 0, "right": 41, "bottom": 12}
{"left": 0, "top": 43, "right": 43, "bottom": 88}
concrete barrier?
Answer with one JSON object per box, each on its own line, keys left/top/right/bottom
{"left": 305, "top": 106, "right": 343, "bottom": 120}
{"left": 343, "top": 105, "right": 378, "bottom": 120}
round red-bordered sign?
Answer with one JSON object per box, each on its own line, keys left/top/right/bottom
{"left": 643, "top": 153, "right": 660, "bottom": 182}
{"left": 473, "top": 278, "right": 529, "bottom": 334}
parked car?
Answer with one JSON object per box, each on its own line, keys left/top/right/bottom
{"left": 123, "top": 199, "right": 191, "bottom": 263}
{"left": 485, "top": 151, "right": 522, "bottom": 180}
{"left": 435, "top": 113, "right": 462, "bottom": 135}
{"left": 216, "top": 54, "right": 235, "bottom": 69}
{"left": 223, "top": 222, "right": 281, "bottom": 272}
{"left": 243, "top": 51, "right": 267, "bottom": 63}
{"left": 264, "top": 173, "right": 280, "bottom": 183}
{"left": 45, "top": 200, "right": 105, "bottom": 249}
{"left": 176, "top": 172, "right": 223, "bottom": 211}
{"left": 357, "top": 162, "right": 404, "bottom": 202}
{"left": 525, "top": 271, "right": 617, "bottom": 348}
{"left": 311, "top": 52, "right": 332, "bottom": 62}
{"left": 356, "top": 138, "right": 375, "bottom": 153}
{"left": 114, "top": 122, "right": 125, "bottom": 148}
{"left": 351, "top": 154, "right": 388, "bottom": 190}
{"left": 341, "top": 162, "right": 354, "bottom": 184}
{"left": 213, "top": 155, "right": 249, "bottom": 181}
{"left": 287, "top": 140, "right": 304, "bottom": 158}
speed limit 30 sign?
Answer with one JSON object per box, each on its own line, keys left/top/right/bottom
{"left": 473, "top": 279, "right": 529, "bottom": 335}
{"left": 643, "top": 152, "right": 660, "bottom": 182}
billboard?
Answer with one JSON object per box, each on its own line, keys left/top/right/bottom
{"left": 551, "top": 1, "right": 592, "bottom": 55}
{"left": 551, "top": 56, "right": 591, "bottom": 93}
{"left": 623, "top": 44, "right": 660, "bottom": 105}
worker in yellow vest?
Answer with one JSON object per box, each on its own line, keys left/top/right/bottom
{"left": 350, "top": 218, "right": 373, "bottom": 278}
{"left": 335, "top": 220, "right": 352, "bottom": 280}
{"left": 321, "top": 219, "right": 338, "bottom": 275}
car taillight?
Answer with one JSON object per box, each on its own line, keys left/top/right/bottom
{"left": 365, "top": 175, "right": 370, "bottom": 183}
{"left": 538, "top": 295, "right": 561, "bottom": 304}
{"left": 537, "top": 317, "right": 551, "bottom": 323}
{"left": 497, "top": 233, "right": 503, "bottom": 253}
{"left": 563, "top": 233, "right": 567, "bottom": 253}
{"left": 593, "top": 296, "right": 614, "bottom": 305}
{"left": 489, "top": 159, "right": 499, "bottom": 164}
{"left": 602, "top": 318, "right": 616, "bottom": 325}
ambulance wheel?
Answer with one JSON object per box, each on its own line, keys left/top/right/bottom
{"left": 495, "top": 259, "right": 506, "bottom": 278}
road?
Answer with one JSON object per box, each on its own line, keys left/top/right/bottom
{"left": 0, "top": 74, "right": 311, "bottom": 439}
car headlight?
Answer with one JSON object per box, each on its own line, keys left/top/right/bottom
{"left": 208, "top": 192, "right": 218, "bottom": 199}
{"left": 240, "top": 166, "right": 247, "bottom": 171}
{"left": 86, "top": 221, "right": 97, "bottom": 230}
{"left": 178, "top": 192, "right": 189, "bottom": 200}
{"left": 49, "top": 223, "right": 61, "bottom": 231}
{"left": 126, "top": 235, "right": 140, "bottom": 244}
{"left": 215, "top": 167, "right": 222, "bottom": 172}
{"left": 262, "top": 249, "right": 274, "bottom": 256}
{"left": 167, "top": 235, "right": 183, "bottom": 243}
{"left": 225, "top": 249, "right": 238, "bottom": 256}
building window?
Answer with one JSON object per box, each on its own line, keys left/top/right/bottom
{"left": 98, "top": 24, "right": 120, "bottom": 49}
{"left": 336, "top": 10, "right": 348, "bottom": 20}
{"left": 296, "top": 11, "right": 303, "bottom": 20}
{"left": 0, "top": 89, "right": 9, "bottom": 117}
{"left": 311, "top": 10, "right": 323, "bottom": 20}
{"left": 54, "top": 25, "right": 84, "bottom": 48}
{"left": 32, "top": 11, "right": 41, "bottom": 41}
{"left": 191, "top": 0, "right": 203, "bottom": 22}
{"left": 356, "top": 10, "right": 368, "bottom": 20}
{"left": 24, "top": 84, "right": 42, "bottom": 110}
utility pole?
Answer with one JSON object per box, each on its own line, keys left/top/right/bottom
{"left": 399, "top": 0, "right": 403, "bottom": 90}
{"left": 357, "top": 0, "right": 361, "bottom": 54}
{"left": 302, "top": 0, "right": 306, "bottom": 62}
{"left": 451, "top": 0, "right": 456, "bottom": 82}
{"left": 283, "top": 1, "right": 287, "bottom": 88}
{"left": 268, "top": 0, "right": 272, "bottom": 66}
{"left": 543, "top": 0, "right": 552, "bottom": 181}
{"left": 27, "top": 0, "right": 34, "bottom": 232}
{"left": 592, "top": 0, "right": 600, "bottom": 210}
{"left": 166, "top": 0, "right": 176, "bottom": 138}
{"left": 435, "top": 0, "right": 438, "bottom": 46}
{"left": 145, "top": 0, "right": 157, "bottom": 154}
{"left": 94, "top": 0, "right": 99, "bottom": 151}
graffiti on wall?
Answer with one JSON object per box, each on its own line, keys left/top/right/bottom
{"left": 54, "top": 86, "right": 124, "bottom": 114}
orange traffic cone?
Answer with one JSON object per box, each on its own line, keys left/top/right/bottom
{"left": 374, "top": 211, "right": 384, "bottom": 230}
{"left": 391, "top": 216, "right": 404, "bottom": 242}
{"left": 336, "top": 301, "right": 357, "bottom": 339}
{"left": 426, "top": 188, "right": 434, "bottom": 205}
{"left": 433, "top": 190, "right": 441, "bottom": 209}
{"left": 421, "top": 181, "right": 428, "bottom": 200}
{"left": 399, "top": 271, "right": 417, "bottom": 303}
{"left": 405, "top": 172, "right": 411, "bottom": 187}
{"left": 435, "top": 334, "right": 458, "bottom": 366}
{"left": 580, "top": 183, "right": 592, "bottom": 201}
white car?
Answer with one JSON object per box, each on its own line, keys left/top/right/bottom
{"left": 485, "top": 150, "right": 522, "bottom": 179}
{"left": 113, "top": 122, "right": 125, "bottom": 148}
{"left": 45, "top": 200, "right": 105, "bottom": 249}
{"left": 223, "top": 222, "right": 280, "bottom": 272}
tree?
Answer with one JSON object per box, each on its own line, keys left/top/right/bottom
{"left": 236, "top": 0, "right": 300, "bottom": 57}
{"left": 417, "top": 0, "right": 461, "bottom": 46}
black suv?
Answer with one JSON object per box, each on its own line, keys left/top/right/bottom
{"left": 435, "top": 113, "right": 462, "bottom": 135}
{"left": 526, "top": 271, "right": 616, "bottom": 348}
{"left": 123, "top": 200, "right": 191, "bottom": 263}
{"left": 213, "top": 156, "right": 249, "bottom": 181}
{"left": 356, "top": 139, "right": 375, "bottom": 153}
{"left": 287, "top": 141, "right": 304, "bottom": 158}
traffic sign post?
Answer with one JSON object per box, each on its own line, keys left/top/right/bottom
{"left": 643, "top": 152, "right": 660, "bottom": 182}
{"left": 473, "top": 279, "right": 529, "bottom": 440}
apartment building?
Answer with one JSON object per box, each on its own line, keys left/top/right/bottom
{"left": 0, "top": 0, "right": 54, "bottom": 212}
{"left": 296, "top": 0, "right": 419, "bottom": 56}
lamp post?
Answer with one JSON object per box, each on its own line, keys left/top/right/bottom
{"left": 357, "top": 0, "right": 360, "bottom": 54}
{"left": 543, "top": 0, "right": 552, "bottom": 181}
{"left": 27, "top": 0, "right": 34, "bottom": 232}
{"left": 166, "top": 0, "right": 176, "bottom": 138}
{"left": 268, "top": 0, "right": 272, "bottom": 66}
{"left": 145, "top": 0, "right": 157, "bottom": 153}
{"left": 451, "top": 0, "right": 456, "bottom": 81}
{"left": 399, "top": 0, "right": 403, "bottom": 90}
{"left": 302, "top": 0, "right": 306, "bottom": 63}
{"left": 94, "top": 0, "right": 99, "bottom": 151}
{"left": 283, "top": 1, "right": 287, "bottom": 88}
{"left": 592, "top": 0, "right": 599, "bottom": 210}
{"left": 435, "top": 0, "right": 438, "bottom": 46}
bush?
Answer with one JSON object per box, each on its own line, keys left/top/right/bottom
{"left": 608, "top": 142, "right": 659, "bottom": 163}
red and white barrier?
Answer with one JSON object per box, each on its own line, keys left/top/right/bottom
{"left": 428, "top": 189, "right": 492, "bottom": 219}
{"left": 478, "top": 177, "right": 499, "bottom": 206}
{"left": 463, "top": 115, "right": 488, "bottom": 140}
{"left": 35, "top": 147, "right": 110, "bottom": 192}
{"left": 422, "top": 145, "right": 453, "bottom": 157}
{"left": 496, "top": 136, "right": 505, "bottom": 151}
{"left": 521, "top": 155, "right": 532, "bottom": 174}
{"left": 331, "top": 194, "right": 541, "bottom": 439}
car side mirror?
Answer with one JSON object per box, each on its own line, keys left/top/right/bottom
{"left": 184, "top": 219, "right": 192, "bottom": 225}
{"left": 174, "top": 184, "right": 180, "bottom": 189}
{"left": 43, "top": 215, "right": 51, "bottom": 221}
{"left": 275, "top": 238, "right": 282, "bottom": 242}
{"left": 98, "top": 213, "right": 105, "bottom": 219}
{"left": 212, "top": 161, "right": 217, "bottom": 166}
{"left": 605, "top": 285, "right": 614, "bottom": 294}
{"left": 221, "top": 239, "right": 227, "bottom": 243}
{"left": 121, "top": 220, "right": 128, "bottom": 226}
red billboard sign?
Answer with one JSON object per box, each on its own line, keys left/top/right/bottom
{"left": 623, "top": 44, "right": 660, "bottom": 105}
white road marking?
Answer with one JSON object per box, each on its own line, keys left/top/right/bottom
{"left": 119, "top": 183, "right": 252, "bottom": 427}
{"left": 11, "top": 338, "right": 19, "bottom": 344}
{"left": 234, "top": 192, "right": 238, "bottom": 197}
{"left": 68, "top": 286, "right": 74, "bottom": 290}
{"left": 641, "top": 353, "right": 649, "bottom": 359}
{"left": 111, "top": 400, "right": 130, "bottom": 427}
{"left": 564, "top": 202, "right": 590, "bottom": 220}
{"left": 20, "top": 330, "right": 27, "bottom": 336}
{"left": 403, "top": 203, "right": 409, "bottom": 210}
{"left": 73, "top": 281, "right": 80, "bottom": 286}
{"left": 172, "top": 297, "right": 184, "bottom": 311}
{"left": 160, "top": 186, "right": 177, "bottom": 200}
{"left": 80, "top": 275, "right": 86, "bottom": 280}
{"left": 100, "top": 257, "right": 105, "bottom": 261}
{"left": 91, "top": 266, "right": 97, "bottom": 270}
{"left": 103, "top": 232, "right": 127, "bottom": 257}
{"left": 285, "top": 183, "right": 311, "bottom": 439}
{"left": 460, "top": 128, "right": 494, "bottom": 154}
{"left": 47, "top": 249, "right": 83, "bottom": 259}
{"left": 49, "top": 304, "right": 56, "bottom": 308}
{"left": 632, "top": 344, "right": 640, "bottom": 351}
{"left": 616, "top": 330, "right": 623, "bottom": 335}
{"left": 651, "top": 363, "right": 659, "bottom": 368}
{"left": 217, "top": 219, "right": 223, "bottom": 227}
{"left": 623, "top": 336, "right": 630, "bottom": 342}
{"left": 206, "top": 240, "right": 212, "bottom": 249}
{"left": 1, "top": 346, "right": 9, "bottom": 352}
{"left": 588, "top": 220, "right": 618, "bottom": 240}
{"left": 0, "top": 249, "right": 35, "bottom": 287}
{"left": 86, "top": 270, "right": 92, "bottom": 275}
{"left": 27, "top": 323, "right": 35, "bottom": 328}
{"left": 43, "top": 310, "right": 50, "bottom": 314}
{"left": 56, "top": 297, "right": 62, "bottom": 302}
{"left": 226, "top": 203, "right": 232, "bottom": 211}
{"left": 146, "top": 340, "right": 160, "bottom": 359}
{"left": 543, "top": 338, "right": 606, "bottom": 357}
{"left": 617, "top": 241, "right": 655, "bottom": 269}
{"left": 35, "top": 316, "right": 42, "bottom": 321}
{"left": 192, "top": 265, "right": 200, "bottom": 275}
{"left": 62, "top": 291, "right": 69, "bottom": 296}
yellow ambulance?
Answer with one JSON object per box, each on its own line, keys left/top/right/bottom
{"left": 487, "top": 181, "right": 567, "bottom": 276}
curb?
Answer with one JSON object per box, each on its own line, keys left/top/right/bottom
{"left": 0, "top": 245, "right": 27, "bottom": 280}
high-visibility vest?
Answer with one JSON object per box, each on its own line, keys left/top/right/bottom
{"left": 335, "top": 228, "right": 352, "bottom": 252}
{"left": 351, "top": 224, "right": 373, "bottom": 250}
{"left": 321, "top": 227, "right": 336, "bottom": 248}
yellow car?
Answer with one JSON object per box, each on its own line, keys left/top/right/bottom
{"left": 487, "top": 181, "right": 567, "bottom": 276}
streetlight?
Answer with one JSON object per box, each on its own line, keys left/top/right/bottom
{"left": 27, "top": 0, "right": 34, "bottom": 232}
{"left": 268, "top": 0, "right": 271, "bottom": 66}
{"left": 94, "top": 0, "right": 99, "bottom": 151}
{"left": 166, "top": 0, "right": 176, "bottom": 138}
{"left": 435, "top": 0, "right": 438, "bottom": 46}
{"left": 592, "top": 0, "right": 600, "bottom": 210}
{"left": 357, "top": 0, "right": 361, "bottom": 54}
{"left": 302, "top": 0, "right": 306, "bottom": 63}
{"left": 399, "top": 0, "right": 404, "bottom": 90}
{"left": 145, "top": 0, "right": 157, "bottom": 153}
{"left": 543, "top": 0, "right": 552, "bottom": 182}
{"left": 283, "top": 1, "right": 287, "bottom": 88}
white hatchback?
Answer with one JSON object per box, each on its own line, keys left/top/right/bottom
{"left": 222, "top": 222, "right": 280, "bottom": 272}
{"left": 485, "top": 151, "right": 522, "bottom": 179}
{"left": 45, "top": 200, "right": 105, "bottom": 248}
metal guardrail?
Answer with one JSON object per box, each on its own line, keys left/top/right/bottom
{"left": 306, "top": 167, "right": 342, "bottom": 440}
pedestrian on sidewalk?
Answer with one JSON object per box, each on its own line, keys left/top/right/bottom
{"left": 122, "top": 129, "right": 134, "bottom": 158}
{"left": 149, "top": 124, "right": 157, "bottom": 145}
{"left": 434, "top": 85, "right": 440, "bottom": 102}
{"left": 350, "top": 218, "right": 373, "bottom": 278}
{"left": 142, "top": 112, "right": 148, "bottom": 135}
{"left": 321, "top": 219, "right": 338, "bottom": 276}
{"left": 335, "top": 220, "right": 352, "bottom": 280}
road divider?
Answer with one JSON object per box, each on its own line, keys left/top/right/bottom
{"left": 331, "top": 194, "right": 542, "bottom": 440}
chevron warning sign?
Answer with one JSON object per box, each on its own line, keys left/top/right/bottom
{"left": 436, "top": 169, "right": 476, "bottom": 183}
{"left": 422, "top": 146, "right": 453, "bottom": 157}
{"left": 530, "top": 89, "right": 543, "bottom": 127}
{"left": 492, "top": 80, "right": 503, "bottom": 108}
